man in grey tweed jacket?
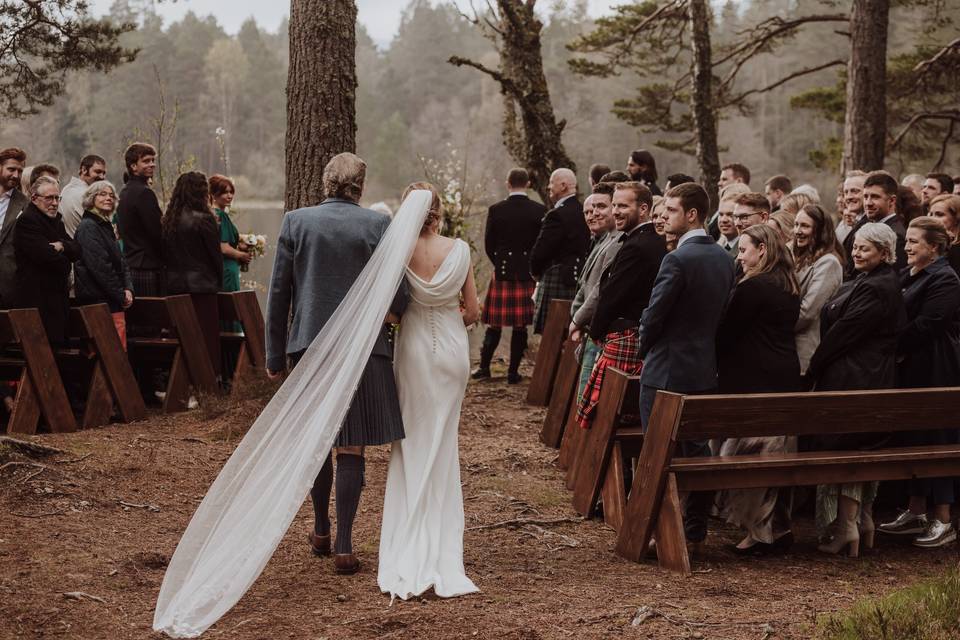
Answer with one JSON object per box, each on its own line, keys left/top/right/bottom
{"left": 266, "top": 152, "right": 407, "bottom": 575}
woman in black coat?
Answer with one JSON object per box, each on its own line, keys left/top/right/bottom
{"left": 162, "top": 172, "right": 224, "bottom": 378}
{"left": 14, "top": 177, "right": 81, "bottom": 344}
{"left": 74, "top": 180, "right": 134, "bottom": 347}
{"left": 716, "top": 224, "right": 801, "bottom": 554}
{"left": 878, "top": 216, "right": 960, "bottom": 548}
{"left": 807, "top": 222, "right": 906, "bottom": 557}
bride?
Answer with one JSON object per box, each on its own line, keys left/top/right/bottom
{"left": 378, "top": 182, "right": 480, "bottom": 600}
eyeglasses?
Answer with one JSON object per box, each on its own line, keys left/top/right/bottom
{"left": 36, "top": 194, "right": 61, "bottom": 203}
{"left": 733, "top": 213, "right": 761, "bottom": 222}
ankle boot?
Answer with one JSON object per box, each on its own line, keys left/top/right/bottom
{"left": 508, "top": 328, "right": 527, "bottom": 384}
{"left": 818, "top": 496, "right": 861, "bottom": 557}
{"left": 859, "top": 501, "right": 875, "bottom": 550}
{"left": 473, "top": 329, "right": 500, "bottom": 379}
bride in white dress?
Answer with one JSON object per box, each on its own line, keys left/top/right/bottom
{"left": 378, "top": 182, "right": 481, "bottom": 600}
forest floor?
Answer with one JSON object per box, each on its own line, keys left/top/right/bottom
{"left": 1, "top": 358, "right": 958, "bottom": 640}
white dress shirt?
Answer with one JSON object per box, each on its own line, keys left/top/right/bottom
{"left": 677, "top": 228, "right": 708, "bottom": 248}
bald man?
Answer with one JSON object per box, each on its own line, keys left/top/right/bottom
{"left": 529, "top": 168, "right": 589, "bottom": 334}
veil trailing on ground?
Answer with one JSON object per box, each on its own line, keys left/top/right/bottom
{"left": 153, "top": 191, "right": 433, "bottom": 638}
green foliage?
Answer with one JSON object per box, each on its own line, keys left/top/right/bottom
{"left": 816, "top": 569, "right": 960, "bottom": 640}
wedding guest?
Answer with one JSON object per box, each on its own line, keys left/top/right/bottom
{"left": 716, "top": 197, "right": 739, "bottom": 256}
{"left": 599, "top": 170, "right": 630, "bottom": 184}
{"left": 14, "top": 176, "right": 81, "bottom": 344}
{"left": 898, "top": 185, "right": 924, "bottom": 223}
{"left": 764, "top": 175, "right": 793, "bottom": 211}
{"left": 117, "top": 143, "right": 164, "bottom": 297}
{"left": 779, "top": 191, "right": 817, "bottom": 218}
{"left": 921, "top": 173, "right": 954, "bottom": 211}
{"left": 929, "top": 194, "right": 960, "bottom": 242}
{"left": 901, "top": 174, "right": 925, "bottom": 201}
{"left": 530, "top": 168, "right": 588, "bottom": 335}
{"left": 0, "top": 147, "right": 28, "bottom": 310}
{"left": 665, "top": 173, "right": 695, "bottom": 191}
{"left": 639, "top": 182, "right": 736, "bottom": 545}
{"left": 569, "top": 184, "right": 620, "bottom": 401}
{"left": 806, "top": 222, "right": 905, "bottom": 557}
{"left": 733, "top": 192, "right": 770, "bottom": 237}
{"left": 767, "top": 212, "right": 794, "bottom": 245}
{"left": 837, "top": 170, "right": 867, "bottom": 245}
{"left": 577, "top": 182, "right": 665, "bottom": 429}
{"left": 789, "top": 184, "right": 821, "bottom": 204}
{"left": 368, "top": 202, "right": 393, "bottom": 217}
{"left": 74, "top": 180, "right": 133, "bottom": 347}
{"left": 476, "top": 168, "right": 545, "bottom": 381}
{"left": 717, "top": 224, "right": 801, "bottom": 554}
{"left": 877, "top": 216, "right": 960, "bottom": 548}
{"left": 842, "top": 171, "right": 906, "bottom": 280}
{"left": 210, "top": 175, "right": 251, "bottom": 295}
{"left": 793, "top": 205, "right": 844, "bottom": 375}
{"left": 163, "top": 172, "right": 224, "bottom": 377}
{"left": 626, "top": 149, "right": 661, "bottom": 196}
{"left": 23, "top": 163, "right": 60, "bottom": 193}
{"left": 589, "top": 163, "right": 611, "bottom": 189}
{"left": 718, "top": 162, "right": 750, "bottom": 190}
{"left": 708, "top": 182, "right": 751, "bottom": 241}
{"left": 59, "top": 155, "right": 107, "bottom": 238}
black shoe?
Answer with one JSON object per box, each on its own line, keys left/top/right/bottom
{"left": 507, "top": 372, "right": 522, "bottom": 384}
{"left": 472, "top": 368, "right": 491, "bottom": 380}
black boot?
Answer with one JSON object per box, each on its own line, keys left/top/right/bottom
{"left": 507, "top": 327, "right": 527, "bottom": 384}
{"left": 473, "top": 328, "right": 501, "bottom": 379}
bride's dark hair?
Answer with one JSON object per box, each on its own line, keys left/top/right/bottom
{"left": 403, "top": 181, "right": 442, "bottom": 231}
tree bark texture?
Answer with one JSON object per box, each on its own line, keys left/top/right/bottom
{"left": 842, "top": 0, "right": 889, "bottom": 174}
{"left": 285, "top": 0, "right": 358, "bottom": 210}
{"left": 688, "top": 0, "right": 721, "bottom": 210}
{"left": 451, "top": 0, "right": 575, "bottom": 203}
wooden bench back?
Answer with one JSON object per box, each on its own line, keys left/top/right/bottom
{"left": 0, "top": 311, "right": 15, "bottom": 345}
{"left": 124, "top": 296, "right": 175, "bottom": 328}
{"left": 526, "top": 298, "right": 571, "bottom": 406}
{"left": 218, "top": 291, "right": 266, "bottom": 368}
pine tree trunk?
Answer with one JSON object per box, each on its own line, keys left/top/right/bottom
{"left": 285, "top": 0, "right": 357, "bottom": 210}
{"left": 841, "top": 0, "right": 888, "bottom": 173}
{"left": 688, "top": 0, "right": 721, "bottom": 209}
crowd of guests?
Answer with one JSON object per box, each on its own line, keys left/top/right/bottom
{"left": 476, "top": 150, "right": 960, "bottom": 555}
{"left": 0, "top": 144, "right": 253, "bottom": 406}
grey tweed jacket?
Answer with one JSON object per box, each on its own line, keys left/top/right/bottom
{"left": 265, "top": 198, "right": 407, "bottom": 372}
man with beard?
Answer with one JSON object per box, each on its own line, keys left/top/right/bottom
{"left": 921, "top": 173, "right": 954, "bottom": 213}
{"left": 0, "top": 148, "right": 28, "bottom": 309}
{"left": 843, "top": 171, "right": 906, "bottom": 280}
{"left": 60, "top": 154, "right": 107, "bottom": 238}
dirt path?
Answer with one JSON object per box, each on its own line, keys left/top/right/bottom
{"left": 1, "top": 371, "right": 954, "bottom": 639}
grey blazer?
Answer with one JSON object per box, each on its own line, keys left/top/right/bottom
{"left": 572, "top": 232, "right": 622, "bottom": 328}
{"left": 265, "top": 198, "right": 407, "bottom": 372}
{"left": 639, "top": 234, "right": 736, "bottom": 392}
{"left": 0, "top": 190, "right": 29, "bottom": 309}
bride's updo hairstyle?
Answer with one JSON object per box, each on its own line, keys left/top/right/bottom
{"left": 322, "top": 152, "right": 366, "bottom": 203}
{"left": 403, "top": 181, "right": 442, "bottom": 231}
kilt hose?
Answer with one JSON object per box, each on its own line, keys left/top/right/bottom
{"left": 576, "top": 328, "right": 642, "bottom": 430}
{"left": 532, "top": 265, "right": 575, "bottom": 334}
{"left": 482, "top": 277, "right": 536, "bottom": 328}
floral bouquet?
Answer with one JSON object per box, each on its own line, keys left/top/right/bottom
{"left": 239, "top": 233, "right": 267, "bottom": 272}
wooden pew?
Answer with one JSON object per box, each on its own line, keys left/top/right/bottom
{"left": 65, "top": 304, "right": 146, "bottom": 428}
{"left": 218, "top": 291, "right": 266, "bottom": 393}
{"left": 526, "top": 298, "right": 571, "bottom": 406}
{"left": 570, "top": 368, "right": 644, "bottom": 531}
{"left": 125, "top": 296, "right": 219, "bottom": 412}
{"left": 615, "top": 387, "right": 960, "bottom": 575}
{"left": 539, "top": 339, "right": 579, "bottom": 448}
{"left": 0, "top": 309, "right": 76, "bottom": 434}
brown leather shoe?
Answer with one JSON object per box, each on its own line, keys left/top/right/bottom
{"left": 333, "top": 553, "right": 360, "bottom": 575}
{"left": 307, "top": 532, "right": 330, "bottom": 557}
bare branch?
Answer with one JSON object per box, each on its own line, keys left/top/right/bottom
{"left": 933, "top": 118, "right": 957, "bottom": 172}
{"left": 889, "top": 110, "right": 960, "bottom": 149}
{"left": 913, "top": 37, "right": 960, "bottom": 81}
{"left": 448, "top": 55, "right": 521, "bottom": 99}
{"left": 720, "top": 59, "right": 846, "bottom": 108}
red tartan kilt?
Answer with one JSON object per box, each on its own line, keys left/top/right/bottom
{"left": 482, "top": 278, "right": 536, "bottom": 328}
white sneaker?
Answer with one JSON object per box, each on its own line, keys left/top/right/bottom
{"left": 913, "top": 520, "right": 957, "bottom": 548}
{"left": 187, "top": 396, "right": 198, "bottom": 410}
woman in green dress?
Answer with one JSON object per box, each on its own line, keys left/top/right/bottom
{"left": 210, "top": 175, "right": 250, "bottom": 385}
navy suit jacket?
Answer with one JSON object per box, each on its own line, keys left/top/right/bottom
{"left": 638, "top": 234, "right": 736, "bottom": 392}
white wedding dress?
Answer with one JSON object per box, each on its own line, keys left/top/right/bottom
{"left": 378, "top": 238, "right": 479, "bottom": 600}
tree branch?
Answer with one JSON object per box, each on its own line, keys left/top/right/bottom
{"left": 448, "top": 55, "right": 521, "bottom": 99}
{"left": 889, "top": 110, "right": 960, "bottom": 149}
{"left": 719, "top": 59, "right": 846, "bottom": 108}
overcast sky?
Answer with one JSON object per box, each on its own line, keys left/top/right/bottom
{"left": 90, "top": 0, "right": 619, "bottom": 46}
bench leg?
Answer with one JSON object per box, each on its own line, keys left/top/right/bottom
{"left": 601, "top": 442, "right": 627, "bottom": 531}
{"left": 654, "top": 473, "right": 691, "bottom": 575}
{"left": 162, "top": 349, "right": 191, "bottom": 413}
{"left": 8, "top": 372, "right": 40, "bottom": 435}
{"left": 229, "top": 345, "right": 252, "bottom": 398}
{"left": 565, "top": 425, "right": 587, "bottom": 491}
{"left": 82, "top": 363, "right": 114, "bottom": 429}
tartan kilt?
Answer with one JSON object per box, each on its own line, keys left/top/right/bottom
{"left": 576, "top": 328, "right": 642, "bottom": 430}
{"left": 482, "top": 278, "right": 536, "bottom": 328}
{"left": 532, "top": 265, "right": 576, "bottom": 334}
{"left": 129, "top": 268, "right": 163, "bottom": 297}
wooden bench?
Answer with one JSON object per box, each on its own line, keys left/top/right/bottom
{"left": 58, "top": 304, "right": 147, "bottom": 429}
{"left": 218, "top": 291, "right": 266, "bottom": 393}
{"left": 539, "top": 338, "right": 580, "bottom": 448}
{"left": 526, "top": 298, "right": 571, "bottom": 406}
{"left": 125, "top": 295, "right": 219, "bottom": 412}
{"left": 615, "top": 387, "right": 960, "bottom": 575}
{"left": 0, "top": 309, "right": 76, "bottom": 434}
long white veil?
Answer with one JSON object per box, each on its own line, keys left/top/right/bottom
{"left": 153, "top": 191, "right": 432, "bottom": 638}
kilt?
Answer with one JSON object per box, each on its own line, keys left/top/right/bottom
{"left": 576, "top": 328, "right": 642, "bottom": 430}
{"left": 532, "top": 264, "right": 576, "bottom": 334}
{"left": 575, "top": 337, "right": 602, "bottom": 405}
{"left": 130, "top": 268, "right": 163, "bottom": 297}
{"left": 482, "top": 278, "right": 536, "bottom": 328}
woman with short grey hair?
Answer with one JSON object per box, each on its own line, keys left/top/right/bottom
{"left": 806, "top": 221, "right": 906, "bottom": 557}
{"left": 74, "top": 179, "right": 134, "bottom": 347}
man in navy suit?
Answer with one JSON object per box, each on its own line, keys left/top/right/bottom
{"left": 638, "top": 182, "right": 736, "bottom": 544}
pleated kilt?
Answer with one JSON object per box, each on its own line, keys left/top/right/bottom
{"left": 576, "top": 328, "right": 642, "bottom": 430}
{"left": 482, "top": 277, "right": 536, "bottom": 328}
{"left": 129, "top": 268, "right": 163, "bottom": 297}
{"left": 532, "top": 265, "right": 575, "bottom": 334}
{"left": 290, "top": 352, "right": 405, "bottom": 447}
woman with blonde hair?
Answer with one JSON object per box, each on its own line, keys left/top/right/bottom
{"left": 928, "top": 194, "right": 960, "bottom": 275}
{"left": 716, "top": 224, "right": 802, "bottom": 553}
